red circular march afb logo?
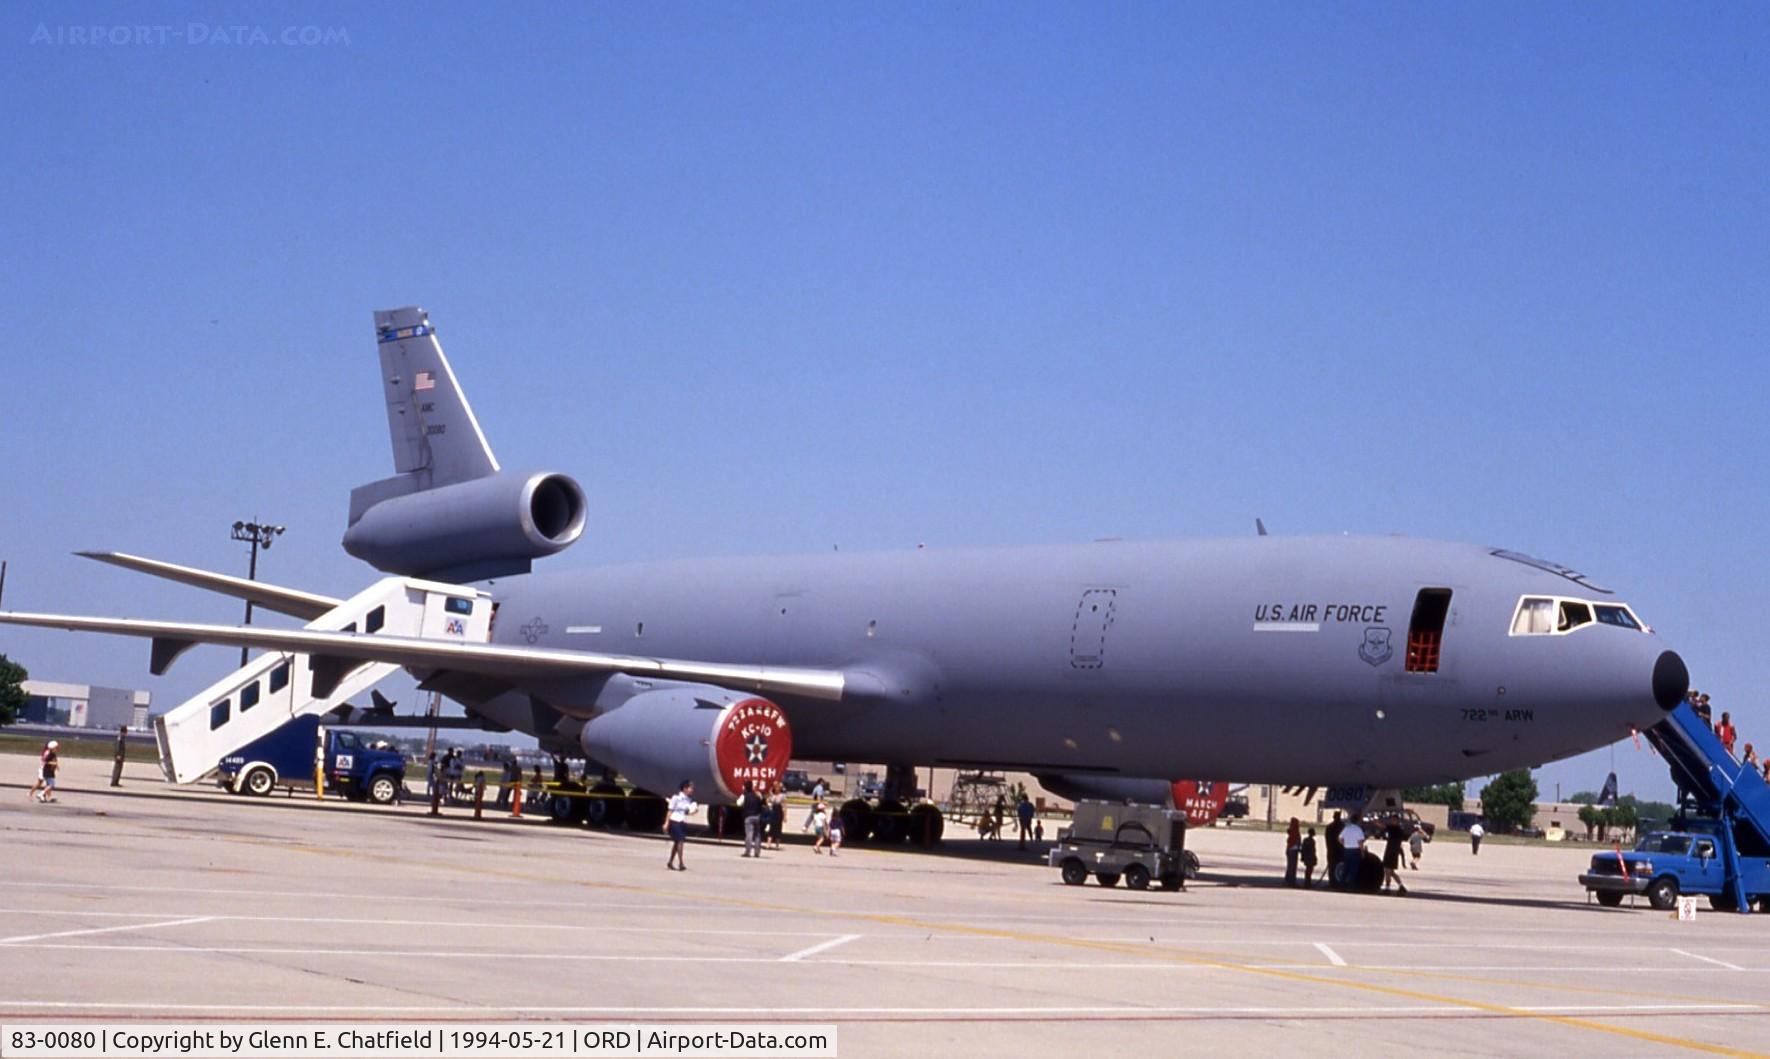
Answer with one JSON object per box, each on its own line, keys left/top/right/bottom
{"left": 711, "top": 697, "right": 793, "bottom": 799}
{"left": 1170, "top": 779, "right": 1230, "bottom": 827}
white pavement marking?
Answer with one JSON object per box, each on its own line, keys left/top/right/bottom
{"left": 1313, "top": 942, "right": 1347, "bottom": 967}
{"left": 3, "top": 943, "right": 1758, "bottom": 974}
{"left": 778, "top": 934, "right": 863, "bottom": 963}
{"left": 0, "top": 917, "right": 215, "bottom": 945}
{"left": 1671, "top": 948, "right": 1745, "bottom": 971}
{"left": 0, "top": 908, "right": 833, "bottom": 937}
{"left": 0, "top": 1000, "right": 1759, "bottom": 1017}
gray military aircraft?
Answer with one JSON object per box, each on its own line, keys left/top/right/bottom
{"left": 0, "top": 306, "right": 1689, "bottom": 839}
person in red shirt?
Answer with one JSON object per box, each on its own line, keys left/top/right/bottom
{"left": 1716, "top": 711, "right": 1738, "bottom": 756}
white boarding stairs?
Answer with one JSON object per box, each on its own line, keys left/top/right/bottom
{"left": 153, "top": 578, "right": 493, "bottom": 784}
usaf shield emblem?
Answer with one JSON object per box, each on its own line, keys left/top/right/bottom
{"left": 1359, "top": 626, "right": 1394, "bottom": 667}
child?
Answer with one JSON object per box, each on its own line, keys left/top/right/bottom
{"left": 1408, "top": 823, "right": 1426, "bottom": 870}
{"left": 1300, "top": 828, "right": 1318, "bottom": 886}
{"left": 826, "top": 811, "right": 844, "bottom": 857}
{"left": 810, "top": 800, "right": 830, "bottom": 854}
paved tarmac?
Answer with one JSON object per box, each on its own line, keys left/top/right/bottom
{"left": 3, "top": 756, "right": 1768, "bottom": 1057}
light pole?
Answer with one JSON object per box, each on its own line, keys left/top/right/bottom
{"left": 231, "top": 520, "right": 285, "bottom": 666}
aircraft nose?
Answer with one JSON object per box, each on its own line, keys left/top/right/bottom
{"left": 1653, "top": 649, "right": 1689, "bottom": 711}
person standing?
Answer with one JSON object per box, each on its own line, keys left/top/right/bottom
{"left": 1016, "top": 795, "right": 1036, "bottom": 850}
{"left": 739, "top": 781, "right": 765, "bottom": 858}
{"left": 992, "top": 795, "right": 1007, "bottom": 842}
{"left": 1324, "top": 811, "right": 1345, "bottom": 886}
{"left": 765, "top": 783, "right": 786, "bottom": 850}
{"left": 1337, "top": 816, "right": 1366, "bottom": 887}
{"left": 826, "top": 809, "right": 844, "bottom": 857}
{"left": 1284, "top": 818, "right": 1302, "bottom": 887}
{"left": 1717, "top": 711, "right": 1738, "bottom": 756}
{"left": 446, "top": 749, "right": 465, "bottom": 804}
{"left": 1381, "top": 822, "right": 1410, "bottom": 895}
{"left": 663, "top": 780, "right": 698, "bottom": 871}
{"left": 1408, "top": 823, "right": 1426, "bottom": 870}
{"left": 810, "top": 800, "right": 831, "bottom": 854}
{"left": 1300, "top": 827, "right": 1319, "bottom": 886}
{"left": 496, "top": 755, "right": 516, "bottom": 810}
{"left": 1469, "top": 819, "right": 1485, "bottom": 855}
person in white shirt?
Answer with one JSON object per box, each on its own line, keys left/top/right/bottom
{"left": 664, "top": 780, "right": 698, "bottom": 871}
{"left": 1469, "top": 820, "right": 1485, "bottom": 855}
{"left": 1338, "top": 818, "right": 1366, "bottom": 887}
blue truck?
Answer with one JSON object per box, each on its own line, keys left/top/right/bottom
{"left": 1580, "top": 830, "right": 1768, "bottom": 911}
{"left": 1577, "top": 702, "right": 1770, "bottom": 913}
{"left": 218, "top": 715, "right": 406, "bottom": 804}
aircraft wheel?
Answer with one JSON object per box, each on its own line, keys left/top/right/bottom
{"left": 871, "top": 801, "right": 908, "bottom": 844}
{"left": 1060, "top": 859, "right": 1089, "bottom": 886}
{"left": 1096, "top": 872, "right": 1120, "bottom": 888}
{"left": 1594, "top": 891, "right": 1623, "bottom": 908}
{"left": 547, "top": 790, "right": 582, "bottom": 825}
{"left": 1645, "top": 876, "right": 1679, "bottom": 911}
{"left": 625, "top": 790, "right": 667, "bottom": 832}
{"left": 1181, "top": 850, "right": 1201, "bottom": 879}
{"left": 839, "top": 799, "right": 874, "bottom": 843}
{"left": 1124, "top": 864, "right": 1151, "bottom": 891}
{"left": 1159, "top": 872, "right": 1183, "bottom": 892}
{"left": 585, "top": 783, "right": 627, "bottom": 829}
{"left": 1708, "top": 893, "right": 1738, "bottom": 912}
{"left": 367, "top": 774, "right": 398, "bottom": 805}
{"left": 241, "top": 767, "right": 275, "bottom": 797}
{"left": 909, "top": 804, "right": 944, "bottom": 847}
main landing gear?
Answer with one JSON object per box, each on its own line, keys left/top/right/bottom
{"left": 838, "top": 764, "right": 946, "bottom": 848}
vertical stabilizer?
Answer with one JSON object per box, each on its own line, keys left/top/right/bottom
{"left": 375, "top": 306, "right": 498, "bottom": 488}
{"left": 350, "top": 307, "right": 500, "bottom": 525}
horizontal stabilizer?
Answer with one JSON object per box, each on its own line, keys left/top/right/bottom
{"left": 78, "top": 551, "right": 340, "bottom": 621}
{"left": 0, "top": 610, "right": 848, "bottom": 702}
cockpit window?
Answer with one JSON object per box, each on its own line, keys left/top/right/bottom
{"left": 1511, "top": 596, "right": 1645, "bottom": 636}
{"left": 1594, "top": 605, "right": 1641, "bottom": 630}
{"left": 1511, "top": 597, "right": 1554, "bottom": 635}
{"left": 1557, "top": 600, "right": 1593, "bottom": 632}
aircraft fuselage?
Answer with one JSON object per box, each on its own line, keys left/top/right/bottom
{"left": 482, "top": 535, "right": 1680, "bottom": 787}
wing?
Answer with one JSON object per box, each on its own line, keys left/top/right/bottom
{"left": 0, "top": 611, "right": 847, "bottom": 702}
{"left": 76, "top": 551, "right": 342, "bottom": 621}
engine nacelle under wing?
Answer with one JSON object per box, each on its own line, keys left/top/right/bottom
{"left": 580, "top": 685, "right": 793, "bottom": 803}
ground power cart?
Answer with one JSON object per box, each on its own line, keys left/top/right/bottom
{"left": 1051, "top": 800, "right": 1192, "bottom": 891}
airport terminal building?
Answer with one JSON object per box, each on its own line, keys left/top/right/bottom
{"left": 19, "top": 679, "right": 150, "bottom": 730}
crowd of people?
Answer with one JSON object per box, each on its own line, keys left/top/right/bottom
{"left": 1284, "top": 811, "right": 1449, "bottom": 895}
{"left": 1690, "top": 689, "right": 1770, "bottom": 780}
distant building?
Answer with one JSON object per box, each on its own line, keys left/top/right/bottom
{"left": 19, "top": 680, "right": 150, "bottom": 730}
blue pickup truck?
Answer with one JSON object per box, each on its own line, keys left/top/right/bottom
{"left": 219, "top": 715, "right": 407, "bottom": 804}
{"left": 1580, "top": 830, "right": 1770, "bottom": 911}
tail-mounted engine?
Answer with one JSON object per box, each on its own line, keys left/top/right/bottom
{"left": 343, "top": 470, "right": 586, "bottom": 583}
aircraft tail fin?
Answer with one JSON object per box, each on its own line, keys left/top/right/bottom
{"left": 349, "top": 307, "right": 500, "bottom": 525}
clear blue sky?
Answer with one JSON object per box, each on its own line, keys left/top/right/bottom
{"left": 3, "top": 5, "right": 1767, "bottom": 802}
